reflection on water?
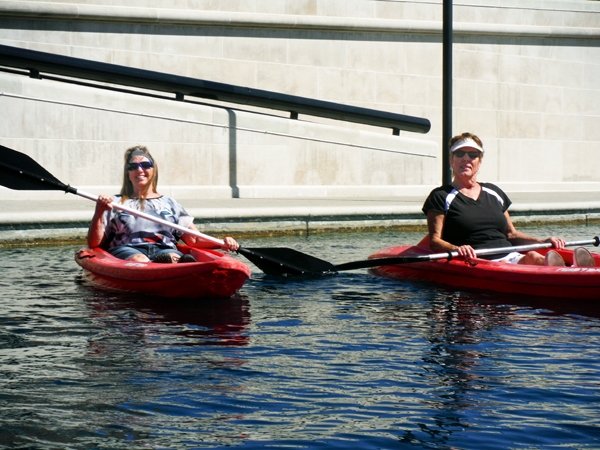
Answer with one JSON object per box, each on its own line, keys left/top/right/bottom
{"left": 84, "top": 290, "right": 251, "bottom": 348}
{"left": 1, "top": 227, "right": 599, "bottom": 449}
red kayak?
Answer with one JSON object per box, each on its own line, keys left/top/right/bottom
{"left": 75, "top": 245, "right": 251, "bottom": 299}
{"left": 369, "top": 237, "right": 600, "bottom": 300}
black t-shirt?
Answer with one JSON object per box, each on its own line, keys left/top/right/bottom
{"left": 422, "top": 183, "right": 513, "bottom": 256}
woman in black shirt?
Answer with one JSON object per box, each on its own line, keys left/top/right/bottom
{"left": 423, "top": 132, "right": 565, "bottom": 265}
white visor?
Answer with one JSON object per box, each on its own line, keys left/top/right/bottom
{"left": 450, "top": 138, "right": 484, "bottom": 154}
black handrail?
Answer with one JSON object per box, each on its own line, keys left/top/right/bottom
{"left": 0, "top": 44, "right": 430, "bottom": 135}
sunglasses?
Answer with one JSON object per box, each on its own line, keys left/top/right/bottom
{"left": 453, "top": 150, "right": 481, "bottom": 159}
{"left": 126, "top": 161, "right": 154, "bottom": 171}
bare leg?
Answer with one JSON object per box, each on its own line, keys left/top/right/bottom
{"left": 128, "top": 253, "right": 151, "bottom": 263}
{"left": 518, "top": 251, "right": 545, "bottom": 266}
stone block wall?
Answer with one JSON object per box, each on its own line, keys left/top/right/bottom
{"left": 0, "top": 0, "right": 599, "bottom": 200}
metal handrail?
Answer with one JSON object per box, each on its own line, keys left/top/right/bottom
{"left": 0, "top": 44, "right": 430, "bottom": 135}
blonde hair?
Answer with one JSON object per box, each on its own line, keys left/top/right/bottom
{"left": 119, "top": 146, "right": 159, "bottom": 208}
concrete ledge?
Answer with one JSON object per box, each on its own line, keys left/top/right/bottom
{"left": 0, "top": 1, "right": 598, "bottom": 39}
{"left": 3, "top": 212, "right": 600, "bottom": 247}
{"left": 2, "top": 199, "right": 597, "bottom": 225}
{"left": 511, "top": 213, "right": 600, "bottom": 226}
{"left": 0, "top": 226, "right": 90, "bottom": 247}
{"left": 2, "top": 194, "right": 600, "bottom": 246}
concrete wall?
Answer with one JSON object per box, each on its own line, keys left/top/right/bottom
{"left": 1, "top": 0, "right": 599, "bottom": 202}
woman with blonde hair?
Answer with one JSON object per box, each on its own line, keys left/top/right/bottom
{"left": 88, "top": 146, "right": 239, "bottom": 263}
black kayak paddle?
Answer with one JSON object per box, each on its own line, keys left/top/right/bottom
{"left": 0, "top": 145, "right": 333, "bottom": 275}
{"left": 254, "top": 238, "right": 599, "bottom": 275}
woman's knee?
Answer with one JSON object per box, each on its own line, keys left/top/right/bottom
{"left": 128, "top": 253, "right": 151, "bottom": 262}
{"left": 518, "top": 251, "right": 544, "bottom": 265}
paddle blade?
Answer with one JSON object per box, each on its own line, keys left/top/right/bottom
{"left": 0, "top": 145, "right": 69, "bottom": 191}
{"left": 238, "top": 247, "right": 334, "bottom": 276}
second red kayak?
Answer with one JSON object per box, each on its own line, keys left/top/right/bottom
{"left": 75, "top": 245, "right": 251, "bottom": 299}
{"left": 369, "top": 237, "right": 600, "bottom": 300}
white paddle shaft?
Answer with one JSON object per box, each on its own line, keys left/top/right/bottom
{"left": 430, "top": 238, "right": 598, "bottom": 261}
{"left": 76, "top": 189, "right": 225, "bottom": 246}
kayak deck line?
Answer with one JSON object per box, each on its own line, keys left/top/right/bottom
{"left": 556, "top": 267, "right": 600, "bottom": 273}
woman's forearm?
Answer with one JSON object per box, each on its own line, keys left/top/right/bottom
{"left": 505, "top": 230, "right": 544, "bottom": 246}
{"left": 87, "top": 212, "right": 106, "bottom": 248}
{"left": 429, "top": 236, "right": 457, "bottom": 253}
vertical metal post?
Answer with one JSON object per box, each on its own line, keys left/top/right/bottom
{"left": 442, "top": 0, "right": 453, "bottom": 185}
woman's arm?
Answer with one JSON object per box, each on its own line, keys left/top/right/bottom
{"left": 504, "top": 211, "right": 565, "bottom": 248}
{"left": 87, "top": 194, "right": 113, "bottom": 248}
{"left": 180, "top": 223, "right": 240, "bottom": 252}
{"left": 426, "top": 210, "right": 478, "bottom": 259}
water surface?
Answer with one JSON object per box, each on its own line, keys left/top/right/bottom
{"left": 1, "top": 226, "right": 599, "bottom": 449}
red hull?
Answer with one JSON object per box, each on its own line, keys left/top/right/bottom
{"left": 369, "top": 239, "right": 600, "bottom": 300}
{"left": 75, "top": 245, "right": 251, "bottom": 299}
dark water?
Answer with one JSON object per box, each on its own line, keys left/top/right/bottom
{"left": 1, "top": 226, "right": 599, "bottom": 449}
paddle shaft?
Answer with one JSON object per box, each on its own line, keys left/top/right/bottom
{"left": 76, "top": 190, "right": 225, "bottom": 246}
{"left": 434, "top": 238, "right": 599, "bottom": 260}
{"left": 331, "top": 237, "right": 600, "bottom": 272}
{"left": 80, "top": 190, "right": 328, "bottom": 273}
